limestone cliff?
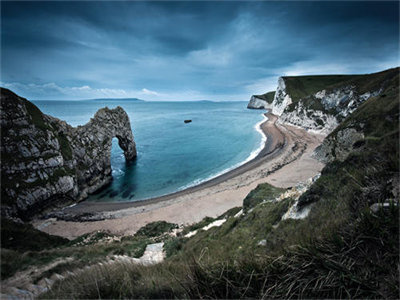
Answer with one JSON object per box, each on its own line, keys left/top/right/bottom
{"left": 1, "top": 88, "right": 136, "bottom": 220}
{"left": 276, "top": 83, "right": 382, "bottom": 134}
{"left": 313, "top": 69, "right": 399, "bottom": 163}
{"left": 247, "top": 91, "right": 275, "bottom": 109}
{"left": 249, "top": 68, "right": 399, "bottom": 134}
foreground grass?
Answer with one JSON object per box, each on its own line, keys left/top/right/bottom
{"left": 41, "top": 72, "right": 399, "bottom": 298}
{"left": 41, "top": 204, "right": 398, "bottom": 299}
{"left": 188, "top": 205, "right": 398, "bottom": 299}
{"left": 1, "top": 220, "right": 177, "bottom": 280}
{"left": 4, "top": 70, "right": 400, "bottom": 298}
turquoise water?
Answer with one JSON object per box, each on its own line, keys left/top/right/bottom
{"left": 33, "top": 100, "right": 265, "bottom": 202}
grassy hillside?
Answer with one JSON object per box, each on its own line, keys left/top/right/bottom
{"left": 0, "top": 219, "right": 177, "bottom": 280}
{"left": 2, "top": 70, "right": 398, "bottom": 298}
{"left": 283, "top": 74, "right": 361, "bottom": 102}
{"left": 40, "top": 74, "right": 399, "bottom": 298}
{"left": 284, "top": 67, "right": 398, "bottom": 103}
{"left": 254, "top": 91, "right": 275, "bottom": 103}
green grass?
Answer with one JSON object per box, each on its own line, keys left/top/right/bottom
{"left": 283, "top": 74, "right": 361, "bottom": 102}
{"left": 23, "top": 99, "right": 51, "bottom": 131}
{"left": 134, "top": 220, "right": 178, "bottom": 238}
{"left": 41, "top": 203, "right": 399, "bottom": 299}
{"left": 331, "top": 71, "right": 399, "bottom": 140}
{"left": 185, "top": 204, "right": 398, "bottom": 299}
{"left": 254, "top": 91, "right": 275, "bottom": 104}
{"left": 56, "top": 132, "right": 73, "bottom": 160}
{"left": 163, "top": 237, "right": 187, "bottom": 258}
{"left": 1, "top": 219, "right": 68, "bottom": 252}
{"left": 5, "top": 70, "right": 400, "bottom": 298}
{"left": 0, "top": 221, "right": 177, "bottom": 280}
{"left": 41, "top": 261, "right": 190, "bottom": 299}
{"left": 1, "top": 219, "right": 69, "bottom": 279}
{"left": 180, "top": 216, "right": 216, "bottom": 236}
{"left": 169, "top": 197, "right": 293, "bottom": 262}
{"left": 1, "top": 233, "right": 153, "bottom": 280}
{"left": 283, "top": 67, "right": 399, "bottom": 115}
{"left": 242, "top": 183, "right": 285, "bottom": 211}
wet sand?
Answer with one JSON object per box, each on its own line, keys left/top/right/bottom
{"left": 33, "top": 113, "right": 326, "bottom": 239}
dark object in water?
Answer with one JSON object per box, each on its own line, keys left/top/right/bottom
{"left": 184, "top": 119, "right": 192, "bottom": 123}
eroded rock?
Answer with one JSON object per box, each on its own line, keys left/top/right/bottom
{"left": 248, "top": 68, "right": 398, "bottom": 134}
{"left": 1, "top": 88, "right": 136, "bottom": 219}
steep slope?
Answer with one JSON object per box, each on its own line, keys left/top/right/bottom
{"left": 247, "top": 91, "right": 275, "bottom": 109}
{"left": 314, "top": 71, "right": 399, "bottom": 163}
{"left": 250, "top": 67, "right": 398, "bottom": 134}
{"left": 35, "top": 70, "right": 399, "bottom": 299}
{"left": 0, "top": 88, "right": 136, "bottom": 220}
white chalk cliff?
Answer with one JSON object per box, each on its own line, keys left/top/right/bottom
{"left": 247, "top": 96, "right": 271, "bottom": 109}
{"left": 271, "top": 77, "right": 293, "bottom": 116}
{"left": 248, "top": 68, "right": 397, "bottom": 135}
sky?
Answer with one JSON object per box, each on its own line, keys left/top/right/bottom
{"left": 1, "top": 1, "right": 399, "bottom": 101}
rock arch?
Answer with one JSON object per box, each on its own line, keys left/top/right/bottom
{"left": 70, "top": 106, "right": 137, "bottom": 199}
{"left": 0, "top": 88, "right": 137, "bottom": 219}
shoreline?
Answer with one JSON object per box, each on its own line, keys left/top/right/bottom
{"left": 60, "top": 112, "right": 284, "bottom": 215}
{"left": 179, "top": 112, "right": 268, "bottom": 191}
{"left": 34, "top": 114, "right": 326, "bottom": 239}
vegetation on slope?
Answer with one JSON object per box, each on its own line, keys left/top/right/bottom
{"left": 284, "top": 67, "right": 398, "bottom": 104}
{"left": 0, "top": 219, "right": 178, "bottom": 280}
{"left": 42, "top": 179, "right": 398, "bottom": 299}
{"left": 243, "top": 182, "right": 284, "bottom": 211}
{"left": 254, "top": 91, "right": 275, "bottom": 103}
{"left": 2, "top": 70, "right": 399, "bottom": 298}
{"left": 284, "top": 74, "right": 361, "bottom": 102}
{"left": 40, "top": 70, "right": 398, "bottom": 299}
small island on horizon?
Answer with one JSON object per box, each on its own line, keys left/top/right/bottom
{"left": 90, "top": 97, "right": 144, "bottom": 102}
{"left": 1, "top": 1, "right": 399, "bottom": 299}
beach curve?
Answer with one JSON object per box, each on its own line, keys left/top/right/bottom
{"left": 33, "top": 113, "right": 326, "bottom": 239}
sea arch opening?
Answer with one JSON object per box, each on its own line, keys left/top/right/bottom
{"left": 110, "top": 137, "right": 126, "bottom": 178}
{"left": 108, "top": 137, "right": 137, "bottom": 200}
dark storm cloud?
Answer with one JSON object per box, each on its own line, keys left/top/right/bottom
{"left": 1, "top": 1, "right": 398, "bottom": 100}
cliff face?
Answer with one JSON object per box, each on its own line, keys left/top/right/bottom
{"left": 247, "top": 91, "right": 275, "bottom": 109}
{"left": 55, "top": 106, "right": 136, "bottom": 199}
{"left": 249, "top": 68, "right": 399, "bottom": 134}
{"left": 314, "top": 69, "right": 399, "bottom": 164}
{"left": 276, "top": 83, "right": 381, "bottom": 134}
{"left": 1, "top": 88, "right": 136, "bottom": 220}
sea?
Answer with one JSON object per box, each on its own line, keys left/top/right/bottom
{"left": 33, "top": 100, "right": 266, "bottom": 202}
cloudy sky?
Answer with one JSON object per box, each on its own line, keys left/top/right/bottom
{"left": 1, "top": 1, "right": 399, "bottom": 101}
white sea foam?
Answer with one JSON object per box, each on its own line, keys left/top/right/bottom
{"left": 179, "top": 113, "right": 268, "bottom": 191}
{"left": 112, "top": 168, "right": 124, "bottom": 177}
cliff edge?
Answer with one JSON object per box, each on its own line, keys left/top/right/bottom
{"left": 248, "top": 67, "right": 399, "bottom": 134}
{"left": 247, "top": 91, "right": 275, "bottom": 109}
{"left": 1, "top": 88, "right": 136, "bottom": 220}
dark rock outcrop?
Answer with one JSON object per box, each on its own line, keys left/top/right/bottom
{"left": 1, "top": 88, "right": 136, "bottom": 220}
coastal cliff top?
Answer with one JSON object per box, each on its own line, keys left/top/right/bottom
{"left": 281, "top": 67, "right": 399, "bottom": 102}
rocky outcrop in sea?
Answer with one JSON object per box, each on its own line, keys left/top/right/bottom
{"left": 1, "top": 88, "right": 136, "bottom": 220}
